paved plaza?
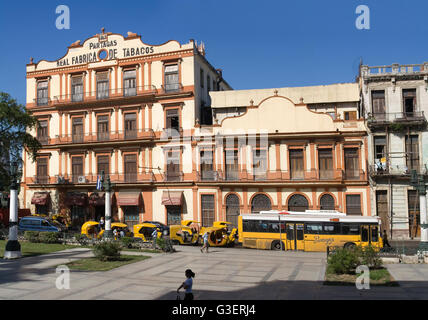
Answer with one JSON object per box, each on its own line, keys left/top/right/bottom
{"left": 0, "top": 245, "right": 428, "bottom": 300}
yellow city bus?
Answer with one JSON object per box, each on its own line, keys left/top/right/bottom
{"left": 238, "top": 210, "right": 383, "bottom": 252}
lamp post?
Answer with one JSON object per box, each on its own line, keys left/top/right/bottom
{"left": 410, "top": 170, "right": 428, "bottom": 252}
{"left": 101, "top": 171, "right": 114, "bottom": 239}
{"left": 4, "top": 166, "right": 22, "bottom": 259}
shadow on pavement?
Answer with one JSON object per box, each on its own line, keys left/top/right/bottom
{"left": 157, "top": 279, "right": 428, "bottom": 300}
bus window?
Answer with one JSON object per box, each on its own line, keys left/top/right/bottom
{"left": 371, "top": 226, "right": 379, "bottom": 242}
{"left": 305, "top": 223, "right": 322, "bottom": 234}
{"left": 341, "top": 223, "right": 360, "bottom": 235}
{"left": 322, "top": 223, "right": 339, "bottom": 234}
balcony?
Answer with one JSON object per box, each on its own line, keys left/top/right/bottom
{"left": 160, "top": 83, "right": 184, "bottom": 94}
{"left": 367, "top": 112, "right": 426, "bottom": 129}
{"left": 343, "top": 169, "right": 365, "bottom": 181}
{"left": 56, "top": 129, "right": 155, "bottom": 145}
{"left": 37, "top": 136, "right": 50, "bottom": 145}
{"left": 197, "top": 170, "right": 220, "bottom": 182}
{"left": 30, "top": 175, "right": 50, "bottom": 184}
{"left": 31, "top": 172, "right": 156, "bottom": 185}
{"left": 32, "top": 86, "right": 157, "bottom": 108}
{"left": 361, "top": 63, "right": 428, "bottom": 78}
{"left": 195, "top": 169, "right": 347, "bottom": 183}
{"left": 164, "top": 171, "right": 184, "bottom": 182}
{"left": 369, "top": 164, "right": 428, "bottom": 178}
{"left": 160, "top": 127, "right": 183, "bottom": 139}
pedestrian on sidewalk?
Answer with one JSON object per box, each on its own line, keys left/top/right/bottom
{"left": 177, "top": 269, "right": 195, "bottom": 301}
{"left": 99, "top": 217, "right": 105, "bottom": 230}
{"left": 382, "top": 230, "right": 391, "bottom": 248}
{"left": 201, "top": 231, "right": 210, "bottom": 253}
{"left": 151, "top": 228, "right": 158, "bottom": 249}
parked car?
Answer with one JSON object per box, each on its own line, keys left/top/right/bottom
{"left": 18, "top": 216, "right": 65, "bottom": 233}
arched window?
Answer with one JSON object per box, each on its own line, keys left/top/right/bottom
{"left": 226, "top": 194, "right": 240, "bottom": 228}
{"left": 288, "top": 194, "right": 309, "bottom": 212}
{"left": 320, "top": 194, "right": 335, "bottom": 210}
{"left": 251, "top": 194, "right": 272, "bottom": 214}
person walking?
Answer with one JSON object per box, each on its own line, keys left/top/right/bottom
{"left": 151, "top": 228, "right": 158, "bottom": 249}
{"left": 99, "top": 217, "right": 105, "bottom": 230}
{"left": 382, "top": 230, "right": 391, "bottom": 248}
{"left": 201, "top": 231, "right": 210, "bottom": 253}
{"left": 177, "top": 269, "right": 195, "bottom": 301}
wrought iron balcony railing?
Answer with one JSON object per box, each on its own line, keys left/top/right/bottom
{"left": 56, "top": 129, "right": 155, "bottom": 144}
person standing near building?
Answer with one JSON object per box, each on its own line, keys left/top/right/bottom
{"left": 200, "top": 231, "right": 210, "bottom": 253}
{"left": 100, "top": 217, "right": 105, "bottom": 230}
{"left": 177, "top": 269, "right": 195, "bottom": 301}
{"left": 382, "top": 230, "right": 391, "bottom": 248}
{"left": 151, "top": 228, "right": 158, "bottom": 249}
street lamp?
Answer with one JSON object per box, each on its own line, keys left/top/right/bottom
{"left": 101, "top": 171, "right": 114, "bottom": 239}
{"left": 410, "top": 170, "right": 428, "bottom": 252}
{"left": 4, "top": 164, "right": 22, "bottom": 259}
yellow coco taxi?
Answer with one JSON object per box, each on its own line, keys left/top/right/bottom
{"left": 133, "top": 222, "right": 165, "bottom": 241}
{"left": 200, "top": 221, "right": 238, "bottom": 247}
{"left": 81, "top": 221, "right": 131, "bottom": 239}
{"left": 169, "top": 220, "right": 201, "bottom": 245}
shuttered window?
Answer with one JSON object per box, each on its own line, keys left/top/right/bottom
{"left": 201, "top": 195, "right": 215, "bottom": 227}
{"left": 37, "top": 81, "right": 48, "bottom": 106}
{"left": 346, "top": 195, "right": 361, "bottom": 215}
{"left": 318, "top": 149, "right": 333, "bottom": 179}
{"left": 289, "top": 149, "right": 304, "bottom": 180}
{"left": 124, "top": 154, "right": 137, "bottom": 182}
{"left": 97, "top": 156, "right": 109, "bottom": 175}
{"left": 405, "top": 135, "right": 419, "bottom": 171}
{"left": 96, "top": 72, "right": 109, "bottom": 99}
{"left": 371, "top": 90, "right": 385, "bottom": 119}
{"left": 123, "top": 69, "right": 136, "bottom": 96}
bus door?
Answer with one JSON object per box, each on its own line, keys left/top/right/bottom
{"left": 370, "top": 225, "right": 380, "bottom": 247}
{"left": 361, "top": 225, "right": 372, "bottom": 246}
{"left": 286, "top": 223, "right": 305, "bottom": 251}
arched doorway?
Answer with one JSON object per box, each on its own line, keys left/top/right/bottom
{"left": 251, "top": 194, "right": 272, "bottom": 213}
{"left": 226, "top": 194, "right": 240, "bottom": 228}
{"left": 320, "top": 194, "right": 335, "bottom": 210}
{"left": 288, "top": 194, "right": 309, "bottom": 212}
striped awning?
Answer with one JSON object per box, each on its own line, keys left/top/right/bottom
{"left": 117, "top": 191, "right": 141, "bottom": 206}
{"left": 161, "top": 191, "right": 183, "bottom": 206}
{"left": 31, "top": 192, "right": 50, "bottom": 205}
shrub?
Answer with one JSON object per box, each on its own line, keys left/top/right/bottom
{"left": 359, "top": 246, "right": 383, "bottom": 269}
{"left": 93, "top": 241, "right": 122, "bottom": 261}
{"left": 156, "top": 237, "right": 174, "bottom": 252}
{"left": 327, "top": 247, "right": 360, "bottom": 274}
{"left": 327, "top": 245, "right": 383, "bottom": 275}
{"left": 24, "top": 231, "right": 40, "bottom": 243}
{"left": 38, "top": 232, "right": 60, "bottom": 244}
{"left": 74, "top": 233, "right": 88, "bottom": 245}
{"left": 119, "top": 237, "right": 134, "bottom": 249}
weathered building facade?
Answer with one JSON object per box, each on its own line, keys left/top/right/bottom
{"left": 361, "top": 63, "right": 428, "bottom": 239}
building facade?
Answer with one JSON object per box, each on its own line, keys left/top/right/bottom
{"left": 20, "top": 30, "right": 231, "bottom": 230}
{"left": 360, "top": 63, "right": 428, "bottom": 239}
{"left": 20, "top": 29, "right": 374, "bottom": 232}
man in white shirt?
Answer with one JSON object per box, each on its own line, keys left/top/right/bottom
{"left": 200, "top": 231, "right": 210, "bottom": 253}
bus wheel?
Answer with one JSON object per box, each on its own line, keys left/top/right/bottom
{"left": 344, "top": 242, "right": 356, "bottom": 249}
{"left": 271, "top": 240, "right": 284, "bottom": 251}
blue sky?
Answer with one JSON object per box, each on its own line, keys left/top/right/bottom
{"left": 0, "top": 0, "right": 427, "bottom": 105}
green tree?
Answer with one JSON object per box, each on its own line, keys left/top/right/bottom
{"left": 0, "top": 92, "right": 41, "bottom": 192}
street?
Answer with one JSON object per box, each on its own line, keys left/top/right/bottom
{"left": 1, "top": 245, "right": 428, "bottom": 300}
